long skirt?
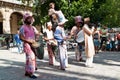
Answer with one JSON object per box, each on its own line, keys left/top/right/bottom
{"left": 24, "top": 43, "right": 36, "bottom": 74}
{"left": 47, "top": 44, "right": 55, "bottom": 65}
{"left": 85, "top": 56, "right": 93, "bottom": 67}
{"left": 58, "top": 44, "right": 68, "bottom": 69}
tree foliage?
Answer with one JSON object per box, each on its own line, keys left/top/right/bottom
{"left": 18, "top": 0, "right": 120, "bottom": 28}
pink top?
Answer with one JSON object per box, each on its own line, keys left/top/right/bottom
{"left": 20, "top": 24, "right": 35, "bottom": 40}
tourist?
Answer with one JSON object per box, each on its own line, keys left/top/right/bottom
{"left": 14, "top": 28, "right": 23, "bottom": 54}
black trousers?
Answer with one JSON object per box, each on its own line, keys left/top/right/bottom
{"left": 99, "top": 37, "right": 107, "bottom": 49}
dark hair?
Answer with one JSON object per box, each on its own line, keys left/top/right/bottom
{"left": 88, "top": 23, "right": 93, "bottom": 28}
{"left": 24, "top": 16, "right": 33, "bottom": 25}
{"left": 76, "top": 18, "right": 84, "bottom": 28}
{"left": 17, "top": 28, "right": 19, "bottom": 30}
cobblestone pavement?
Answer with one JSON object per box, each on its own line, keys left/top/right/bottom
{"left": 0, "top": 47, "right": 120, "bottom": 80}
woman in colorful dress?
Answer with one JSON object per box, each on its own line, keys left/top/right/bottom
{"left": 19, "top": 13, "right": 39, "bottom": 79}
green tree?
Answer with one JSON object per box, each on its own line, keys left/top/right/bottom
{"left": 99, "top": 0, "right": 120, "bottom": 27}
{"left": 18, "top": 0, "right": 120, "bottom": 28}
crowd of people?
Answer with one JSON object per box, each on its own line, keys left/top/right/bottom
{"left": 93, "top": 25, "right": 120, "bottom": 52}
{"left": 7, "top": 2, "right": 120, "bottom": 79}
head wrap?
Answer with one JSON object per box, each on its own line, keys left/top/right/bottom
{"left": 74, "top": 16, "right": 83, "bottom": 24}
{"left": 23, "top": 13, "right": 32, "bottom": 21}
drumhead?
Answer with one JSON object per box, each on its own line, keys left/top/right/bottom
{"left": 76, "top": 30, "right": 84, "bottom": 43}
{"left": 32, "top": 42, "right": 40, "bottom": 48}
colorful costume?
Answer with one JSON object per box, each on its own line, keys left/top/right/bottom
{"left": 20, "top": 25, "right": 37, "bottom": 74}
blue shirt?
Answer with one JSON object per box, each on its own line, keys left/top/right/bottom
{"left": 54, "top": 26, "right": 64, "bottom": 43}
{"left": 14, "top": 34, "right": 22, "bottom": 44}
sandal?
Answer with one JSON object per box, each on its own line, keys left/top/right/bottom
{"left": 25, "top": 72, "right": 37, "bottom": 79}
{"left": 29, "top": 75, "right": 37, "bottom": 79}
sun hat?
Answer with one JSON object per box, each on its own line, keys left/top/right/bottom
{"left": 74, "top": 16, "right": 83, "bottom": 23}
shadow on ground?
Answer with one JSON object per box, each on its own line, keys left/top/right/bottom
{"left": 0, "top": 53, "right": 119, "bottom": 80}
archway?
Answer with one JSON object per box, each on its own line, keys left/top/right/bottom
{"left": 10, "top": 12, "right": 23, "bottom": 34}
{"left": 0, "top": 12, "right": 3, "bottom": 34}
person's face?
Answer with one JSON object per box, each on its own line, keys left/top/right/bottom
{"left": 51, "top": 4, "right": 55, "bottom": 9}
{"left": 76, "top": 22, "right": 83, "bottom": 27}
{"left": 25, "top": 17, "right": 33, "bottom": 25}
{"left": 48, "top": 26, "right": 52, "bottom": 30}
{"left": 17, "top": 30, "right": 20, "bottom": 34}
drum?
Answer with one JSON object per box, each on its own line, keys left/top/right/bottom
{"left": 76, "top": 30, "right": 84, "bottom": 43}
{"left": 32, "top": 42, "right": 40, "bottom": 48}
{"left": 36, "top": 35, "right": 44, "bottom": 59}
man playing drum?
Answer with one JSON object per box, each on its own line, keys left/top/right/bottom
{"left": 70, "top": 16, "right": 84, "bottom": 62}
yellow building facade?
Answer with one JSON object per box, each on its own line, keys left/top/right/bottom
{"left": 0, "top": 0, "right": 32, "bottom": 34}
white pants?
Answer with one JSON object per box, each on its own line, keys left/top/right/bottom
{"left": 58, "top": 44, "right": 68, "bottom": 69}
{"left": 85, "top": 56, "right": 93, "bottom": 67}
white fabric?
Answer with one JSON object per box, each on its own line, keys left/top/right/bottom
{"left": 76, "top": 30, "right": 84, "bottom": 43}
{"left": 47, "top": 22, "right": 52, "bottom": 26}
{"left": 48, "top": 9, "right": 56, "bottom": 16}
{"left": 58, "top": 44, "right": 68, "bottom": 68}
{"left": 85, "top": 56, "right": 93, "bottom": 67}
{"left": 45, "top": 29, "right": 54, "bottom": 39}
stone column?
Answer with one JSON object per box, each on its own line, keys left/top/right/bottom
{"left": 3, "top": 11, "right": 11, "bottom": 34}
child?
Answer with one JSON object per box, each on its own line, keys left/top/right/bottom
{"left": 48, "top": 2, "right": 68, "bottom": 26}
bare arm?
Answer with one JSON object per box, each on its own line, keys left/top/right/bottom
{"left": 83, "top": 24, "right": 93, "bottom": 36}
{"left": 19, "top": 34, "right": 35, "bottom": 44}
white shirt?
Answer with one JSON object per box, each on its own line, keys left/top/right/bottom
{"left": 45, "top": 29, "right": 54, "bottom": 39}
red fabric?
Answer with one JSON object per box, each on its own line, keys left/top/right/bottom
{"left": 117, "top": 34, "right": 120, "bottom": 40}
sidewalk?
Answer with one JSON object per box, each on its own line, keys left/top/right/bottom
{"left": 0, "top": 47, "right": 120, "bottom": 80}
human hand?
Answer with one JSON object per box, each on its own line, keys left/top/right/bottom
{"left": 29, "top": 39, "right": 35, "bottom": 44}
